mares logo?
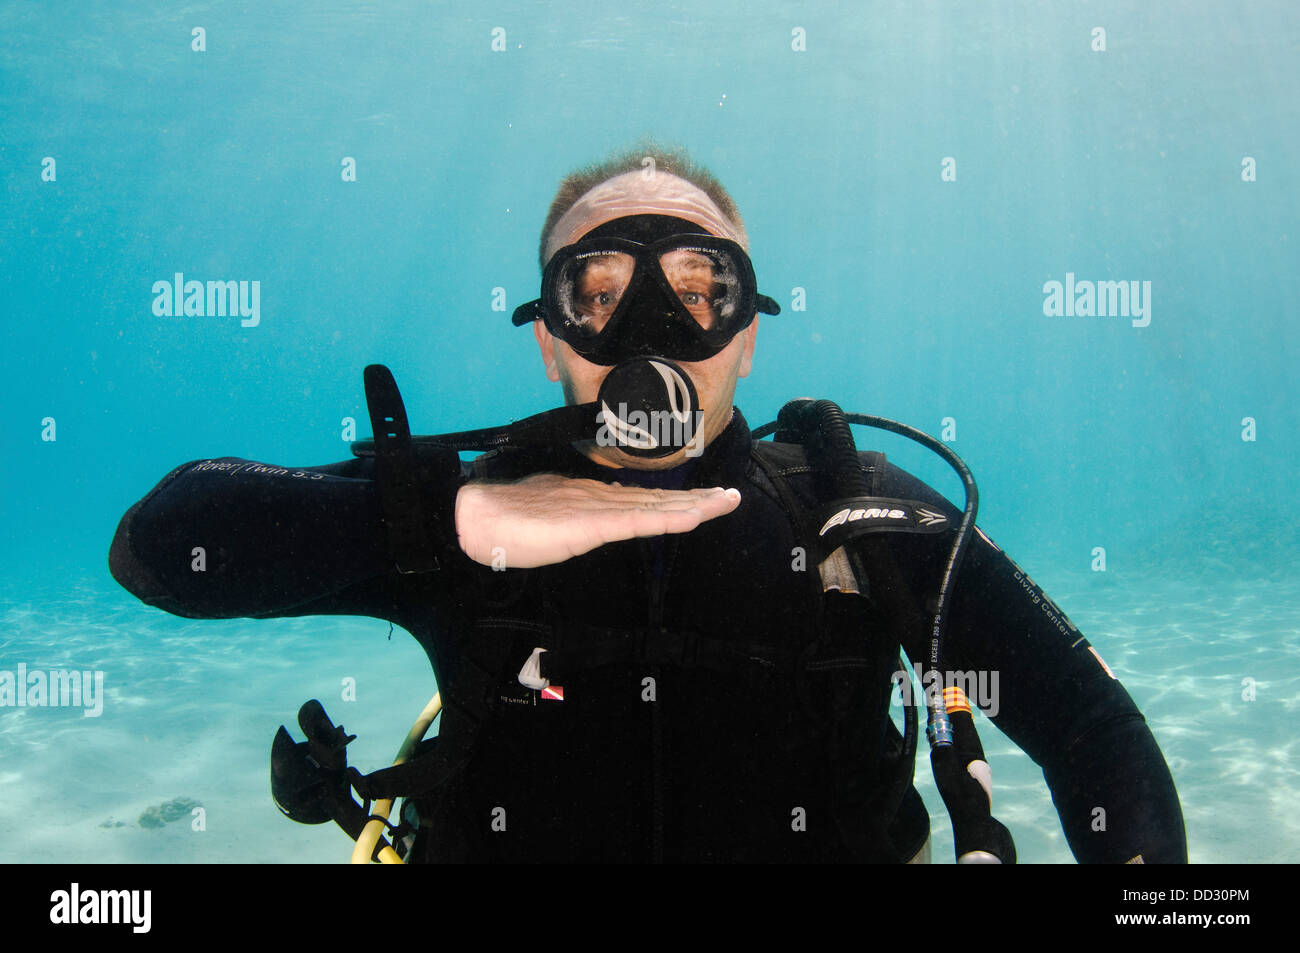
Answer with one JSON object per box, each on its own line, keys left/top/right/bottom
{"left": 819, "top": 505, "right": 908, "bottom": 536}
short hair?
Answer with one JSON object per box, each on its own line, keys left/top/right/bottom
{"left": 538, "top": 140, "right": 746, "bottom": 271}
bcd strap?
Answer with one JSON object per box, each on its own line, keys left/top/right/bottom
{"left": 363, "top": 364, "right": 443, "bottom": 574}
{"left": 811, "top": 496, "right": 950, "bottom": 564}
{"left": 753, "top": 439, "right": 926, "bottom": 857}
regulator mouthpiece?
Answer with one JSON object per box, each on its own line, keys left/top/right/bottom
{"left": 595, "top": 358, "right": 704, "bottom": 459}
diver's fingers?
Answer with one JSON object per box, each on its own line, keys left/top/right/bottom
{"left": 543, "top": 476, "right": 728, "bottom": 507}
{"left": 455, "top": 475, "right": 741, "bottom": 569}
{"left": 584, "top": 487, "right": 741, "bottom": 548}
{"left": 501, "top": 474, "right": 738, "bottom": 516}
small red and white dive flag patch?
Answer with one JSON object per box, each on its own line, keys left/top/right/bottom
{"left": 541, "top": 685, "right": 565, "bottom": 701}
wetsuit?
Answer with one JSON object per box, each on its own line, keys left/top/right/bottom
{"left": 108, "top": 408, "right": 1187, "bottom": 863}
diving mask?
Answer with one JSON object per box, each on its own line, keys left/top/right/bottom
{"left": 512, "top": 215, "right": 780, "bottom": 365}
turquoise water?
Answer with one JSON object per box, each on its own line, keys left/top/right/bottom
{"left": 2, "top": 1, "right": 1297, "bottom": 863}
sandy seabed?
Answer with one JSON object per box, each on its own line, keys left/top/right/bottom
{"left": 1, "top": 565, "right": 1294, "bottom": 864}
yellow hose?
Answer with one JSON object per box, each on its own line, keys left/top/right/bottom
{"left": 350, "top": 691, "right": 443, "bottom": 865}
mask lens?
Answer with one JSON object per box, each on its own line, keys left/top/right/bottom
{"left": 541, "top": 233, "right": 758, "bottom": 364}
{"left": 556, "top": 250, "right": 636, "bottom": 337}
{"left": 658, "top": 245, "right": 742, "bottom": 332}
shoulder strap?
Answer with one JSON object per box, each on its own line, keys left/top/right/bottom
{"left": 753, "top": 436, "right": 927, "bottom": 849}
{"left": 363, "top": 365, "right": 459, "bottom": 574}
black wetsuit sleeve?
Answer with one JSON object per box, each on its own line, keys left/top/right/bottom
{"left": 875, "top": 459, "right": 1188, "bottom": 864}
{"left": 108, "top": 454, "right": 466, "bottom": 623}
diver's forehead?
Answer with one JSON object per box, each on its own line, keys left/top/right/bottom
{"left": 545, "top": 170, "right": 746, "bottom": 264}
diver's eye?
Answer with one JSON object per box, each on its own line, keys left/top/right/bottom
{"left": 672, "top": 286, "right": 721, "bottom": 329}
{"left": 579, "top": 289, "right": 621, "bottom": 311}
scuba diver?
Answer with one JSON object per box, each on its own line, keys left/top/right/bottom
{"left": 108, "top": 146, "right": 1187, "bottom": 863}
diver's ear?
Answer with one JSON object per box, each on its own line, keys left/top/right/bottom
{"left": 534, "top": 321, "right": 561, "bottom": 382}
{"left": 737, "top": 316, "right": 758, "bottom": 378}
